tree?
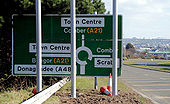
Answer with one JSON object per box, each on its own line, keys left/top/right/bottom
{"left": 126, "top": 43, "right": 135, "bottom": 50}
{"left": 93, "top": 0, "right": 106, "bottom": 14}
{"left": 125, "top": 43, "right": 136, "bottom": 58}
{"left": 16, "top": 0, "right": 106, "bottom": 14}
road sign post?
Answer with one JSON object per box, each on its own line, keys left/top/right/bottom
{"left": 36, "top": 0, "right": 42, "bottom": 92}
{"left": 94, "top": 7, "right": 98, "bottom": 90}
{"left": 70, "top": 0, "right": 76, "bottom": 98}
{"left": 112, "top": 0, "right": 118, "bottom": 95}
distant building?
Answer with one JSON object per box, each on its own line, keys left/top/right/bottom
{"left": 136, "top": 48, "right": 151, "bottom": 52}
{"left": 123, "top": 38, "right": 170, "bottom": 52}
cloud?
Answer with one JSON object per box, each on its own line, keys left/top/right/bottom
{"left": 119, "top": 0, "right": 170, "bottom": 15}
{"left": 119, "top": 0, "right": 170, "bottom": 20}
{"left": 102, "top": 0, "right": 170, "bottom": 39}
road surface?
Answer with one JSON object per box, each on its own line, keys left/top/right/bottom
{"left": 120, "top": 65, "right": 170, "bottom": 104}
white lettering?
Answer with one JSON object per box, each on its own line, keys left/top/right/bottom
{"left": 96, "top": 47, "right": 113, "bottom": 53}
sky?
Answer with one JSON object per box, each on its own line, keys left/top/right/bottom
{"left": 102, "top": 0, "right": 170, "bottom": 39}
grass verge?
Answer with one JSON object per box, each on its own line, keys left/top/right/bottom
{"left": 0, "top": 77, "right": 152, "bottom": 104}
{"left": 156, "top": 62, "right": 170, "bottom": 66}
{"left": 0, "top": 88, "right": 32, "bottom": 104}
{"left": 123, "top": 59, "right": 170, "bottom": 72}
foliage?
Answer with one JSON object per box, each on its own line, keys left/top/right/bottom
{"left": 125, "top": 43, "right": 136, "bottom": 58}
{"left": 126, "top": 43, "right": 135, "bottom": 50}
{"left": 16, "top": 0, "right": 106, "bottom": 14}
{"left": 0, "top": 16, "right": 4, "bottom": 28}
{"left": 93, "top": 0, "right": 106, "bottom": 14}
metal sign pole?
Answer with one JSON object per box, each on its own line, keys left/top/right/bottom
{"left": 93, "top": 1, "right": 98, "bottom": 90}
{"left": 36, "top": 0, "right": 42, "bottom": 92}
{"left": 112, "top": 0, "right": 118, "bottom": 95}
{"left": 71, "top": 0, "right": 76, "bottom": 98}
{"left": 94, "top": 77, "right": 97, "bottom": 89}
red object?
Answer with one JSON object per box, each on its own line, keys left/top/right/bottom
{"left": 100, "top": 86, "right": 112, "bottom": 96}
{"left": 32, "top": 88, "right": 37, "bottom": 94}
{"left": 107, "top": 73, "right": 112, "bottom": 92}
{"left": 109, "top": 73, "right": 111, "bottom": 78}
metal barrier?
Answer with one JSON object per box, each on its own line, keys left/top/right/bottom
{"left": 21, "top": 77, "right": 70, "bottom": 104}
